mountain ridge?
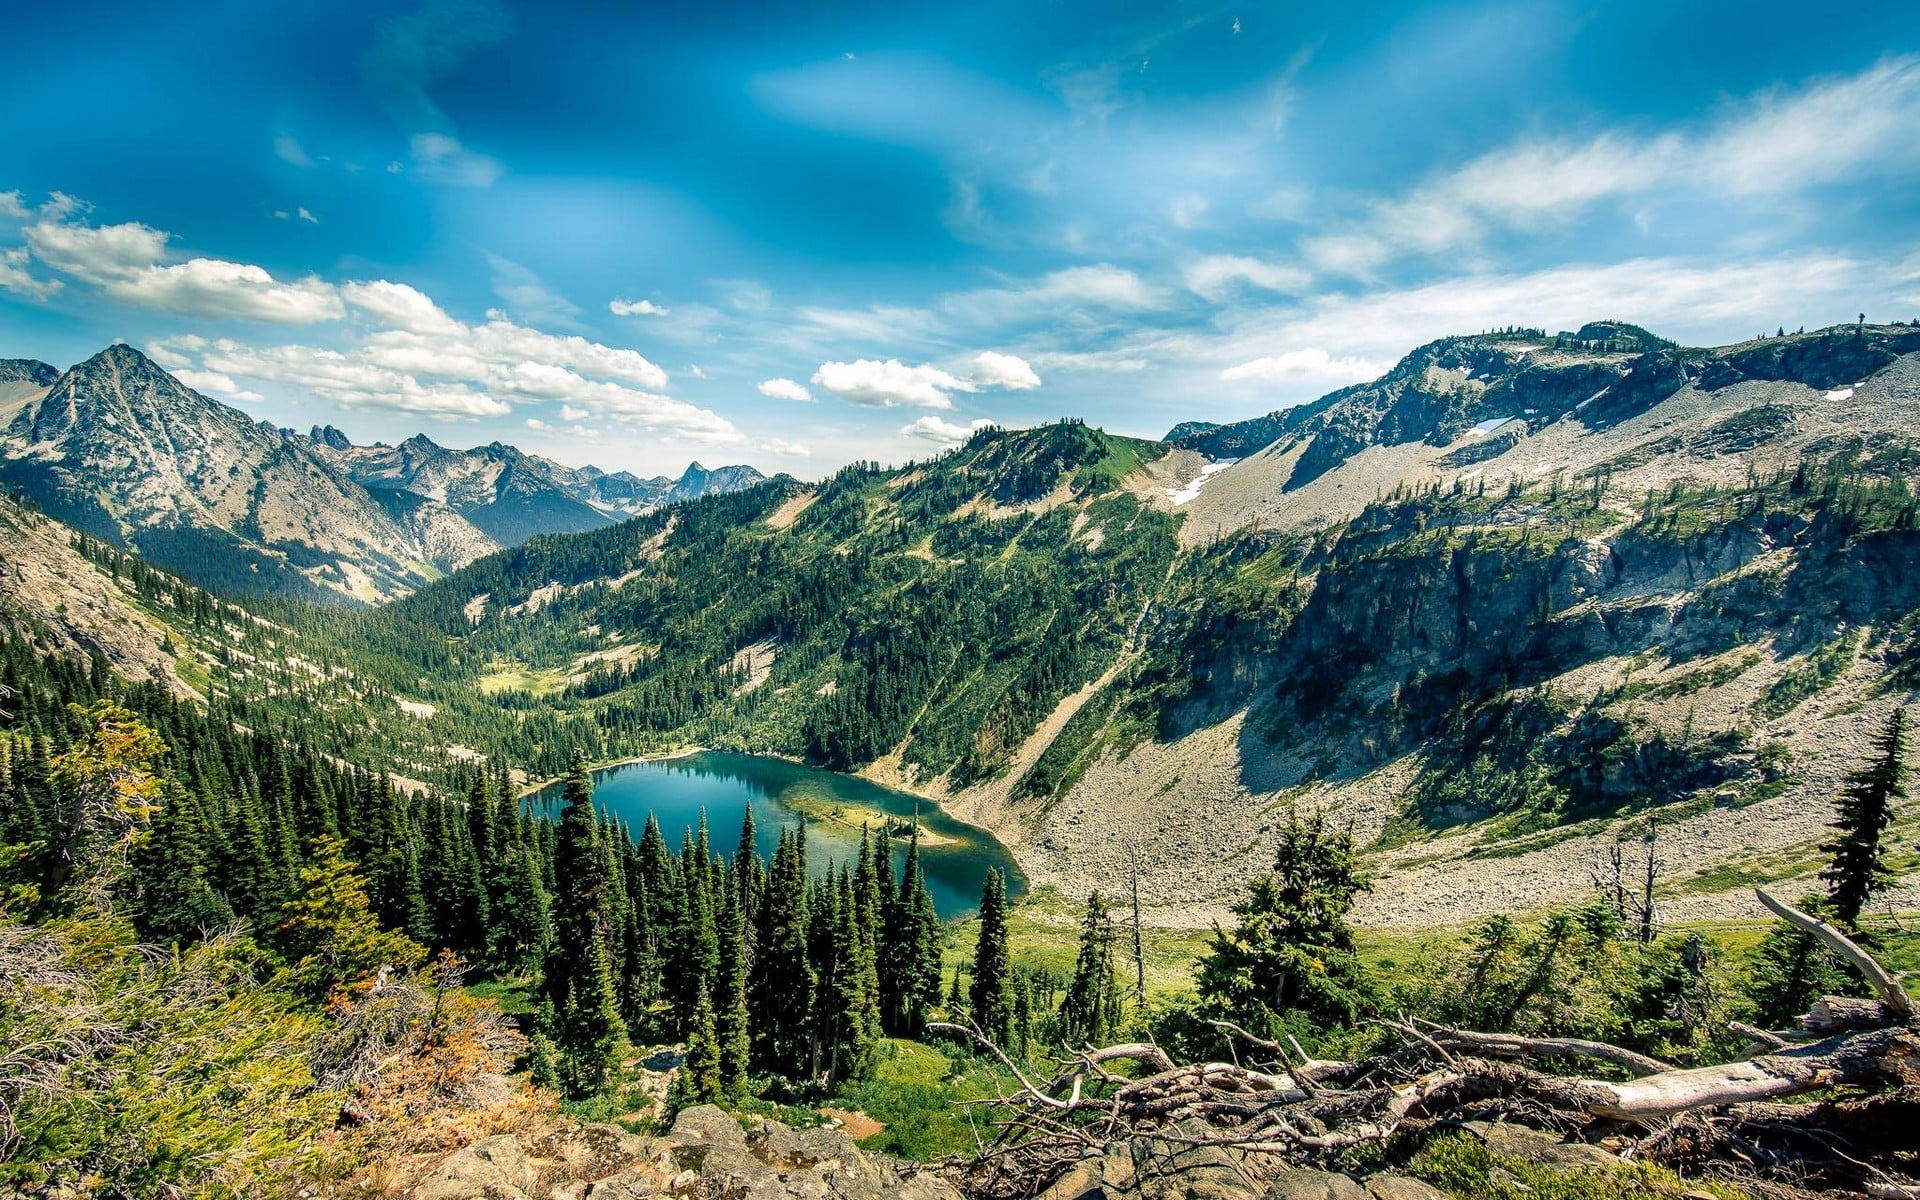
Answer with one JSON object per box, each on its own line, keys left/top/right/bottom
{"left": 0, "top": 344, "right": 769, "bottom": 603}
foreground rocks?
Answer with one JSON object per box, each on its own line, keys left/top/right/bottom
{"left": 404, "top": 1105, "right": 961, "bottom": 1200}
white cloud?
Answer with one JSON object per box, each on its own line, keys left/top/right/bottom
{"left": 561, "top": 405, "right": 588, "bottom": 421}
{"left": 757, "top": 377, "right": 814, "bottom": 402}
{"left": 970, "top": 351, "right": 1041, "bottom": 390}
{"left": 1318, "top": 56, "right": 1920, "bottom": 271}
{"left": 0, "top": 247, "right": 60, "bottom": 300}
{"left": 108, "top": 258, "right": 343, "bottom": 323}
{"left": 341, "top": 279, "right": 462, "bottom": 335}
{"left": 274, "top": 136, "right": 317, "bottom": 167}
{"left": 409, "top": 132, "right": 502, "bottom": 187}
{"left": 1185, "top": 255, "right": 1313, "bottom": 300}
{"left": 200, "top": 340, "right": 512, "bottom": 418}
{"left": 610, "top": 297, "right": 669, "bottom": 316}
{"left": 524, "top": 417, "right": 552, "bottom": 430}
{"left": 1169, "top": 193, "right": 1209, "bottom": 229}
{"left": 942, "top": 263, "right": 1161, "bottom": 326}
{"left": 813, "top": 358, "right": 970, "bottom": 408}
{"left": 24, "top": 206, "right": 341, "bottom": 322}
{"left": 902, "top": 416, "right": 996, "bottom": 445}
{"left": 762, "top": 438, "right": 811, "bottom": 457}
{"left": 1212, "top": 252, "right": 1897, "bottom": 375}
{"left": 172, "top": 369, "right": 265, "bottom": 404}
{"left": 0, "top": 191, "right": 29, "bottom": 220}
{"left": 1220, "top": 348, "right": 1383, "bottom": 386}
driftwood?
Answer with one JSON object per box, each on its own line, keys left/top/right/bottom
{"left": 941, "top": 887, "right": 1919, "bottom": 1200}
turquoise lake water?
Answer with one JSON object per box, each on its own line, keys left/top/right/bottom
{"left": 528, "top": 751, "right": 1026, "bottom": 919}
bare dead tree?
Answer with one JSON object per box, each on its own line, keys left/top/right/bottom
{"left": 936, "top": 888, "right": 1919, "bottom": 1200}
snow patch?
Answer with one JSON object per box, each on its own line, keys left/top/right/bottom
{"left": 1824, "top": 384, "right": 1858, "bottom": 401}
{"left": 1167, "top": 459, "right": 1238, "bottom": 507}
{"left": 1466, "top": 417, "right": 1514, "bottom": 437}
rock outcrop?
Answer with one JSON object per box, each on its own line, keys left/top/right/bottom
{"left": 403, "top": 1106, "right": 961, "bottom": 1200}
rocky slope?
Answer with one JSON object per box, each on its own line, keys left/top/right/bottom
{"left": 308, "top": 429, "right": 613, "bottom": 549}
{"left": 978, "top": 323, "right": 1920, "bottom": 927}
{"left": 1, "top": 345, "right": 448, "bottom": 603}
{"left": 0, "top": 346, "right": 769, "bottom": 604}
{"left": 0, "top": 494, "right": 196, "bottom": 697}
{"left": 400, "top": 1105, "right": 959, "bottom": 1200}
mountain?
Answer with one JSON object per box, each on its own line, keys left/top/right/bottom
{"left": 0, "top": 345, "right": 450, "bottom": 603}
{"left": 306, "top": 429, "right": 614, "bottom": 547}
{"left": 0, "top": 345, "right": 770, "bottom": 605}
{"left": 338, "top": 321, "right": 1920, "bottom": 931}
{"left": 530, "top": 456, "right": 769, "bottom": 516}
{"left": 6, "top": 322, "right": 1918, "bottom": 933}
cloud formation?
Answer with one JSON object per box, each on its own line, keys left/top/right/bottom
{"left": 812, "top": 358, "right": 971, "bottom": 408}
{"left": 901, "top": 415, "right": 996, "bottom": 444}
{"left": 610, "top": 297, "right": 669, "bottom": 316}
{"left": 757, "top": 377, "right": 813, "bottom": 402}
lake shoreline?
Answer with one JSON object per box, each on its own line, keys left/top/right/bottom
{"left": 518, "top": 747, "right": 1027, "bottom": 912}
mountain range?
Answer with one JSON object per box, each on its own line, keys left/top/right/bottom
{"left": 3, "top": 319, "right": 1917, "bottom": 932}
{"left": 0, "top": 344, "right": 766, "bottom": 603}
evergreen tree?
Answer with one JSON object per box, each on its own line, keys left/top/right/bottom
{"left": 827, "top": 862, "right": 882, "bottom": 1082}
{"left": 882, "top": 829, "right": 943, "bottom": 1036}
{"left": 1743, "top": 894, "right": 1860, "bottom": 1027}
{"left": 1060, "top": 890, "right": 1123, "bottom": 1045}
{"left": 752, "top": 825, "right": 813, "bottom": 1077}
{"left": 715, "top": 888, "right": 752, "bottom": 1098}
{"left": 127, "top": 781, "right": 233, "bottom": 945}
{"left": 969, "top": 868, "right": 1013, "bottom": 1044}
{"left": 681, "top": 980, "right": 723, "bottom": 1104}
{"left": 1194, "top": 808, "right": 1375, "bottom": 1035}
{"left": 275, "top": 835, "right": 425, "bottom": 1001}
{"left": 1821, "top": 708, "right": 1908, "bottom": 925}
{"left": 541, "top": 750, "right": 627, "bottom": 1096}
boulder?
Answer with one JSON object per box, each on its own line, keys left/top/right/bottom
{"left": 1461, "top": 1121, "right": 1620, "bottom": 1169}
{"left": 1263, "top": 1169, "right": 1371, "bottom": 1200}
{"left": 410, "top": 1134, "right": 539, "bottom": 1200}
{"left": 669, "top": 1104, "right": 749, "bottom": 1149}
{"left": 1363, "top": 1176, "right": 1454, "bottom": 1200}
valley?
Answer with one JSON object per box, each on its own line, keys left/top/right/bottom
{"left": 5, "top": 324, "right": 1918, "bottom": 936}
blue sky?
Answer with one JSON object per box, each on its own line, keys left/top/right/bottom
{"left": 2, "top": 0, "right": 1918, "bottom": 476}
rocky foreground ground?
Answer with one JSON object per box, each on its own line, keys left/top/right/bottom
{"left": 403, "top": 1105, "right": 1627, "bottom": 1200}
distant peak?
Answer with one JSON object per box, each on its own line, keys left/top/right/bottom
{"left": 310, "top": 424, "right": 354, "bottom": 451}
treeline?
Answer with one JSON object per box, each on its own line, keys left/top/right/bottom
{"left": 533, "top": 753, "right": 948, "bottom": 1099}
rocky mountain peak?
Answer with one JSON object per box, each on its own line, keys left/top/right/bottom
{"left": 0, "top": 358, "right": 60, "bottom": 387}
{"left": 309, "top": 424, "right": 354, "bottom": 451}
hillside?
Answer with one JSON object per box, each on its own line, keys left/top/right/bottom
{"left": 334, "top": 322, "right": 1920, "bottom": 932}
{"left": 0, "top": 346, "right": 769, "bottom": 604}
{"left": 4, "top": 323, "right": 1915, "bottom": 934}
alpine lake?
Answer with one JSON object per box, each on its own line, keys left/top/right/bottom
{"left": 528, "top": 751, "right": 1026, "bottom": 919}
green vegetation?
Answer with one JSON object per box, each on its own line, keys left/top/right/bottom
{"left": 1410, "top": 1132, "right": 1749, "bottom": 1200}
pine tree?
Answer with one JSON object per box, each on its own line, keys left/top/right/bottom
{"left": 1060, "top": 890, "right": 1123, "bottom": 1045}
{"left": 682, "top": 980, "right": 723, "bottom": 1104}
{"left": 541, "top": 750, "right": 627, "bottom": 1096}
{"left": 828, "top": 862, "right": 882, "bottom": 1082}
{"left": 1195, "top": 807, "right": 1375, "bottom": 1035}
{"left": 715, "top": 888, "right": 752, "bottom": 1099}
{"left": 127, "top": 781, "right": 233, "bottom": 946}
{"left": 752, "top": 825, "right": 813, "bottom": 1078}
{"left": 1821, "top": 708, "right": 1908, "bottom": 925}
{"left": 969, "top": 868, "right": 1013, "bottom": 1044}
{"left": 883, "top": 830, "right": 943, "bottom": 1036}
{"left": 275, "top": 834, "right": 425, "bottom": 1001}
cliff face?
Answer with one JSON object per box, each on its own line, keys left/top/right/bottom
{"left": 995, "top": 327, "right": 1920, "bottom": 928}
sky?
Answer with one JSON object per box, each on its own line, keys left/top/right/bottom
{"left": 2, "top": 0, "right": 1918, "bottom": 478}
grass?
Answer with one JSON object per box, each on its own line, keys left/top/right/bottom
{"left": 831, "top": 1039, "right": 1017, "bottom": 1160}
{"left": 945, "top": 885, "right": 1214, "bottom": 999}
{"left": 1409, "top": 1131, "right": 1750, "bottom": 1200}
{"left": 477, "top": 659, "right": 568, "bottom": 696}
